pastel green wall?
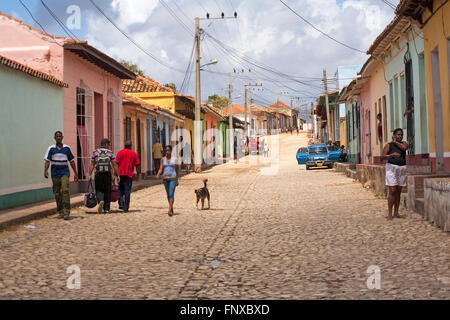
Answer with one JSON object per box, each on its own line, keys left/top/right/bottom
{"left": 384, "top": 29, "right": 429, "bottom": 155}
{"left": 0, "top": 64, "right": 64, "bottom": 209}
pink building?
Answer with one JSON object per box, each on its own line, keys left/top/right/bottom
{"left": 0, "top": 12, "right": 135, "bottom": 189}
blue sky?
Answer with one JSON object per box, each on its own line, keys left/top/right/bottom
{"left": 0, "top": 0, "right": 399, "bottom": 109}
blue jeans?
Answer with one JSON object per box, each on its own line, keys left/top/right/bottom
{"left": 163, "top": 177, "right": 177, "bottom": 199}
{"left": 119, "top": 176, "right": 133, "bottom": 211}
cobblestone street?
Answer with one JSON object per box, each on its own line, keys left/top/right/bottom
{"left": 0, "top": 133, "right": 448, "bottom": 299}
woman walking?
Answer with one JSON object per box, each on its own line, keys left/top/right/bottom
{"left": 381, "top": 128, "right": 408, "bottom": 220}
{"left": 156, "top": 145, "right": 179, "bottom": 216}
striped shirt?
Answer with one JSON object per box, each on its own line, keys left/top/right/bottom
{"left": 44, "top": 145, "right": 75, "bottom": 177}
{"left": 91, "top": 148, "right": 115, "bottom": 163}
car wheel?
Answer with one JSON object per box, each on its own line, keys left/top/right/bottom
{"left": 306, "top": 165, "right": 310, "bottom": 170}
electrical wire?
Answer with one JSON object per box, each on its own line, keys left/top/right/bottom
{"left": 279, "top": 0, "right": 366, "bottom": 54}
{"left": 180, "top": 38, "right": 196, "bottom": 93}
{"left": 18, "top": 0, "right": 48, "bottom": 34}
{"left": 40, "top": 0, "right": 80, "bottom": 40}
{"left": 381, "top": 0, "right": 396, "bottom": 10}
{"left": 205, "top": 32, "right": 325, "bottom": 90}
{"left": 88, "top": 0, "right": 187, "bottom": 73}
{"left": 159, "top": 0, "right": 194, "bottom": 37}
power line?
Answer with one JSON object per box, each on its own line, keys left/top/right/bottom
{"left": 180, "top": 38, "right": 196, "bottom": 93}
{"left": 159, "top": 0, "right": 194, "bottom": 36}
{"left": 39, "top": 0, "right": 80, "bottom": 40}
{"left": 88, "top": 0, "right": 186, "bottom": 73}
{"left": 279, "top": 0, "right": 366, "bottom": 54}
{"left": 381, "top": 0, "right": 396, "bottom": 10}
{"left": 205, "top": 32, "right": 325, "bottom": 90}
{"left": 18, "top": 0, "right": 48, "bottom": 34}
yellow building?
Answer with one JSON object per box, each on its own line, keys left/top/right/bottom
{"left": 339, "top": 117, "right": 346, "bottom": 148}
{"left": 398, "top": 0, "right": 450, "bottom": 172}
{"left": 122, "top": 94, "right": 159, "bottom": 177}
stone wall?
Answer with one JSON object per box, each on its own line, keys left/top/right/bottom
{"left": 424, "top": 178, "right": 450, "bottom": 232}
{"left": 356, "top": 164, "right": 387, "bottom": 197}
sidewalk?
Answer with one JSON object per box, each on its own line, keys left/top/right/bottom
{"left": 0, "top": 161, "right": 221, "bottom": 230}
{"left": 0, "top": 177, "right": 163, "bottom": 230}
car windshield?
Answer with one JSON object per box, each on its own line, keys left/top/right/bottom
{"left": 309, "top": 147, "right": 328, "bottom": 154}
{"left": 327, "top": 146, "right": 339, "bottom": 152}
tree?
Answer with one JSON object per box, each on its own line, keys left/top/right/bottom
{"left": 164, "top": 83, "right": 177, "bottom": 92}
{"left": 208, "top": 94, "right": 230, "bottom": 109}
{"left": 119, "top": 60, "right": 145, "bottom": 76}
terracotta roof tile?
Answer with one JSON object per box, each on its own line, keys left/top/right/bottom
{"left": 0, "top": 54, "right": 68, "bottom": 87}
{"left": 122, "top": 76, "right": 175, "bottom": 93}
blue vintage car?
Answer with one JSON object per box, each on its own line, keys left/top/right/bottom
{"left": 296, "top": 144, "right": 337, "bottom": 170}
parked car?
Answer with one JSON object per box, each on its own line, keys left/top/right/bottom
{"left": 327, "top": 145, "right": 341, "bottom": 162}
{"left": 296, "top": 144, "right": 333, "bottom": 170}
{"left": 296, "top": 147, "right": 308, "bottom": 164}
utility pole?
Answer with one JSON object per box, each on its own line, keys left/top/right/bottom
{"left": 194, "top": 12, "right": 237, "bottom": 171}
{"left": 323, "top": 69, "right": 331, "bottom": 144}
{"left": 244, "top": 84, "right": 248, "bottom": 138}
{"left": 228, "top": 72, "right": 233, "bottom": 160}
{"left": 194, "top": 17, "right": 202, "bottom": 173}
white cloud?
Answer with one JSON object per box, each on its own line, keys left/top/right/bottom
{"left": 111, "top": 0, "right": 159, "bottom": 27}
{"left": 82, "top": 0, "right": 398, "bottom": 105}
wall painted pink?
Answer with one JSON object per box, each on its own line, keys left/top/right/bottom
{"left": 0, "top": 16, "right": 123, "bottom": 180}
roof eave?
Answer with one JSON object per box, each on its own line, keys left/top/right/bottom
{"left": 64, "top": 43, "right": 136, "bottom": 79}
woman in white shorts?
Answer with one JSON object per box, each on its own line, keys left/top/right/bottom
{"left": 382, "top": 128, "right": 408, "bottom": 220}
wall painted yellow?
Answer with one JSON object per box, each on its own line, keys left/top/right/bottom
{"left": 123, "top": 105, "right": 149, "bottom": 175}
{"left": 422, "top": 0, "right": 450, "bottom": 154}
{"left": 368, "top": 60, "right": 388, "bottom": 158}
{"left": 131, "top": 92, "right": 176, "bottom": 113}
{"left": 340, "top": 118, "right": 346, "bottom": 148}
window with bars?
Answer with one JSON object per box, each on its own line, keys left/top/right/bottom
{"left": 76, "top": 85, "right": 93, "bottom": 179}
{"left": 125, "top": 117, "right": 132, "bottom": 142}
{"left": 108, "top": 89, "right": 121, "bottom": 153}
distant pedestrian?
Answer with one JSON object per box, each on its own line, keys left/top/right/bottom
{"left": 44, "top": 131, "right": 78, "bottom": 220}
{"left": 156, "top": 145, "right": 179, "bottom": 216}
{"left": 264, "top": 140, "right": 269, "bottom": 157}
{"left": 382, "top": 128, "right": 408, "bottom": 220}
{"left": 115, "top": 140, "right": 140, "bottom": 213}
{"left": 339, "top": 145, "right": 347, "bottom": 162}
{"left": 88, "top": 138, "right": 118, "bottom": 214}
{"left": 152, "top": 139, "right": 163, "bottom": 175}
{"left": 377, "top": 113, "right": 383, "bottom": 143}
{"left": 296, "top": 127, "right": 299, "bottom": 135}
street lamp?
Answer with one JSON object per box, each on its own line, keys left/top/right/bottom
{"left": 200, "top": 59, "right": 218, "bottom": 69}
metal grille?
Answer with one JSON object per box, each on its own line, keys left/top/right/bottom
{"left": 76, "top": 82, "right": 93, "bottom": 179}
{"left": 108, "top": 89, "right": 121, "bottom": 154}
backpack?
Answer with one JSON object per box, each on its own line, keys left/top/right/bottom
{"left": 84, "top": 180, "right": 97, "bottom": 208}
{"left": 96, "top": 149, "right": 111, "bottom": 173}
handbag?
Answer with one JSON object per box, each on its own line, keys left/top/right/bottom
{"left": 84, "top": 180, "right": 97, "bottom": 208}
{"left": 110, "top": 181, "right": 120, "bottom": 202}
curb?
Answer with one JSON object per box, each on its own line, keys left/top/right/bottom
{"left": 0, "top": 179, "right": 161, "bottom": 231}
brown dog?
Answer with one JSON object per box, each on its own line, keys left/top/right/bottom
{"left": 195, "top": 179, "right": 210, "bottom": 210}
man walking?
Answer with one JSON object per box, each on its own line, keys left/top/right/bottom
{"left": 88, "top": 139, "right": 118, "bottom": 214}
{"left": 44, "top": 131, "right": 78, "bottom": 220}
{"left": 115, "top": 140, "right": 140, "bottom": 213}
{"left": 152, "top": 139, "right": 163, "bottom": 175}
